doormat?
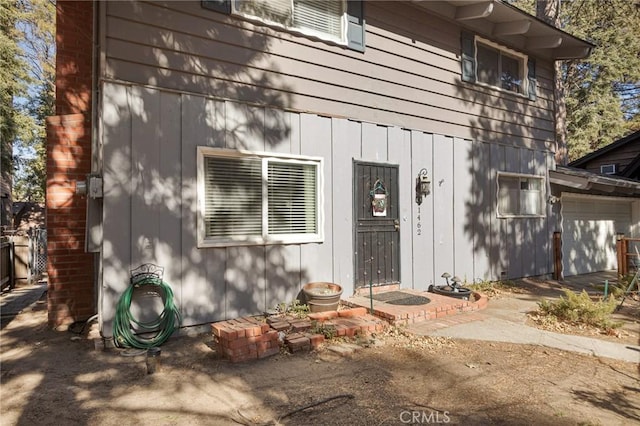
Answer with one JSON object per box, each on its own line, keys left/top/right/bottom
{"left": 369, "top": 291, "right": 431, "bottom": 306}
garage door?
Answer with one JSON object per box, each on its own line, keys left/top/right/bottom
{"left": 562, "top": 195, "right": 631, "bottom": 276}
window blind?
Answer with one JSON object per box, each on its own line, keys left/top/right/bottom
{"left": 204, "top": 156, "right": 262, "bottom": 238}
{"left": 207, "top": 1, "right": 365, "bottom": 52}
{"left": 236, "top": 0, "right": 292, "bottom": 26}
{"left": 293, "top": 0, "right": 343, "bottom": 39}
{"left": 199, "top": 147, "right": 322, "bottom": 246}
{"left": 268, "top": 161, "right": 317, "bottom": 234}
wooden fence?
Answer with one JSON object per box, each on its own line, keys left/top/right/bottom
{"left": 1, "top": 234, "right": 32, "bottom": 290}
{"left": 616, "top": 236, "right": 640, "bottom": 277}
{"left": 12, "top": 235, "right": 30, "bottom": 283}
{"left": 553, "top": 231, "right": 562, "bottom": 280}
{"left": 1, "top": 240, "right": 14, "bottom": 290}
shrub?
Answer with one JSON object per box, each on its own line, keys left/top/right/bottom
{"left": 537, "top": 289, "right": 621, "bottom": 331}
{"left": 276, "top": 300, "right": 310, "bottom": 317}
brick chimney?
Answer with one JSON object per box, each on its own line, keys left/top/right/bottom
{"left": 46, "top": 1, "right": 95, "bottom": 328}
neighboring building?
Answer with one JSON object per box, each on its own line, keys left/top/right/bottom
{"left": 49, "top": 0, "right": 596, "bottom": 336}
{"left": 12, "top": 202, "right": 46, "bottom": 232}
{"left": 549, "top": 130, "right": 640, "bottom": 276}
{"left": 568, "top": 130, "right": 640, "bottom": 180}
{"left": 0, "top": 178, "right": 10, "bottom": 230}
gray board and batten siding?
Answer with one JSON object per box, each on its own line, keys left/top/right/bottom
{"left": 97, "top": 1, "right": 558, "bottom": 334}
{"left": 99, "top": 83, "right": 555, "bottom": 335}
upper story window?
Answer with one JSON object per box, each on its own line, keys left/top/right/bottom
{"left": 202, "top": 1, "right": 365, "bottom": 52}
{"left": 197, "top": 147, "right": 324, "bottom": 248}
{"left": 476, "top": 40, "right": 525, "bottom": 94}
{"left": 461, "top": 32, "right": 537, "bottom": 101}
{"left": 235, "top": 0, "right": 345, "bottom": 43}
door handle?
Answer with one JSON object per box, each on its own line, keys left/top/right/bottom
{"left": 394, "top": 219, "right": 400, "bottom": 231}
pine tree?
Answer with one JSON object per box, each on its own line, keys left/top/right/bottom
{"left": 513, "top": 0, "right": 640, "bottom": 161}
{"left": 1, "top": 0, "right": 28, "bottom": 192}
{"left": 561, "top": 0, "right": 640, "bottom": 160}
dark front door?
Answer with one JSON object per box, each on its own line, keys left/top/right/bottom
{"left": 354, "top": 161, "right": 400, "bottom": 288}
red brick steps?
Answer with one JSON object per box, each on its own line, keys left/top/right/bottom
{"left": 211, "top": 308, "right": 387, "bottom": 363}
{"left": 211, "top": 291, "right": 488, "bottom": 363}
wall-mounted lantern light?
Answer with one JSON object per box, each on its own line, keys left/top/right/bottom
{"left": 415, "top": 168, "right": 431, "bottom": 205}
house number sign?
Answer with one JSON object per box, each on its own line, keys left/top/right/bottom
{"left": 370, "top": 179, "right": 388, "bottom": 217}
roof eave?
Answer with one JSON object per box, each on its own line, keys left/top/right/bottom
{"left": 550, "top": 167, "right": 640, "bottom": 196}
{"left": 412, "top": 0, "right": 594, "bottom": 60}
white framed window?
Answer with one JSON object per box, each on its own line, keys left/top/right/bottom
{"left": 497, "top": 173, "right": 545, "bottom": 218}
{"left": 197, "top": 147, "right": 324, "bottom": 247}
{"left": 600, "top": 164, "right": 617, "bottom": 175}
{"left": 233, "top": 0, "right": 346, "bottom": 45}
{"left": 476, "top": 37, "right": 527, "bottom": 95}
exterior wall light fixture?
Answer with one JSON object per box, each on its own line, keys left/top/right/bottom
{"left": 415, "top": 168, "right": 431, "bottom": 205}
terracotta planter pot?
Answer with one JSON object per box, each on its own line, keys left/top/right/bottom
{"left": 302, "top": 282, "right": 343, "bottom": 313}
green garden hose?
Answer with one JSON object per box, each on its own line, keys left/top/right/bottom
{"left": 113, "top": 276, "right": 181, "bottom": 349}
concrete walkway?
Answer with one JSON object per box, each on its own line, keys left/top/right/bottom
{"left": 0, "top": 280, "right": 47, "bottom": 329}
{"left": 408, "top": 292, "right": 640, "bottom": 364}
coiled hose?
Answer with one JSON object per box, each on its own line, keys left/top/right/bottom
{"left": 113, "top": 276, "right": 181, "bottom": 349}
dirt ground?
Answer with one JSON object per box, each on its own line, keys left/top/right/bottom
{"left": 1, "top": 285, "right": 639, "bottom": 426}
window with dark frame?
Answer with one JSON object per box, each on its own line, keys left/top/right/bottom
{"left": 461, "top": 33, "right": 535, "bottom": 99}
{"left": 476, "top": 41, "right": 523, "bottom": 94}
